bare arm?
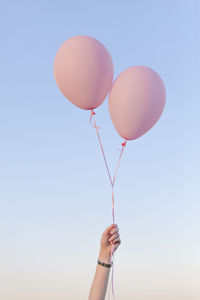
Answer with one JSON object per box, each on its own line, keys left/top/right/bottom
{"left": 88, "top": 224, "right": 121, "bottom": 300}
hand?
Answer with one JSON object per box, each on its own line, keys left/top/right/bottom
{"left": 99, "top": 224, "right": 121, "bottom": 263}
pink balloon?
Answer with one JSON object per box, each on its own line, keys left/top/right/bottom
{"left": 54, "top": 35, "right": 114, "bottom": 110}
{"left": 108, "top": 66, "right": 166, "bottom": 140}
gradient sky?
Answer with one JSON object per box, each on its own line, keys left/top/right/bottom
{"left": 1, "top": 1, "right": 200, "bottom": 299}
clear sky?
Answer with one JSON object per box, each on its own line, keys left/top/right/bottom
{"left": 1, "top": 0, "right": 200, "bottom": 299}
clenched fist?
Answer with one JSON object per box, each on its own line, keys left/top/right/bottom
{"left": 99, "top": 224, "right": 121, "bottom": 263}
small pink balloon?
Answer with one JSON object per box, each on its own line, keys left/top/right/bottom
{"left": 54, "top": 35, "right": 114, "bottom": 110}
{"left": 108, "top": 66, "right": 166, "bottom": 140}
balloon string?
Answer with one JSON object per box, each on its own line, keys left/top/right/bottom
{"left": 90, "top": 110, "right": 113, "bottom": 187}
{"left": 89, "top": 109, "right": 127, "bottom": 300}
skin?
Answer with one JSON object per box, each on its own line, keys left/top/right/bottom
{"left": 88, "top": 224, "right": 121, "bottom": 300}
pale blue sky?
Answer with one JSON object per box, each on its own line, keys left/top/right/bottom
{"left": 1, "top": 1, "right": 200, "bottom": 299}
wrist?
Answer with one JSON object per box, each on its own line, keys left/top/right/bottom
{"left": 98, "top": 248, "right": 111, "bottom": 264}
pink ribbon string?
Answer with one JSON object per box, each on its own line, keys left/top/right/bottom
{"left": 90, "top": 109, "right": 127, "bottom": 300}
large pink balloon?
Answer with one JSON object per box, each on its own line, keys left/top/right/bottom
{"left": 109, "top": 66, "right": 166, "bottom": 140}
{"left": 54, "top": 35, "right": 114, "bottom": 110}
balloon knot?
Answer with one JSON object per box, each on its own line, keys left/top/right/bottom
{"left": 90, "top": 110, "right": 96, "bottom": 123}
{"left": 121, "top": 140, "right": 127, "bottom": 147}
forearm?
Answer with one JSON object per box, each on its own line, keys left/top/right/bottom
{"left": 88, "top": 250, "right": 111, "bottom": 300}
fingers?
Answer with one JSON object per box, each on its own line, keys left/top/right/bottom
{"left": 109, "top": 227, "right": 119, "bottom": 235}
{"left": 114, "top": 239, "right": 121, "bottom": 246}
{"left": 110, "top": 237, "right": 121, "bottom": 245}
{"left": 114, "top": 241, "right": 121, "bottom": 251}
{"left": 113, "top": 238, "right": 121, "bottom": 253}
{"left": 109, "top": 231, "right": 119, "bottom": 242}
{"left": 104, "top": 224, "right": 118, "bottom": 236}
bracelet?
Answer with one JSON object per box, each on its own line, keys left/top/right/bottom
{"left": 97, "top": 259, "right": 113, "bottom": 268}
